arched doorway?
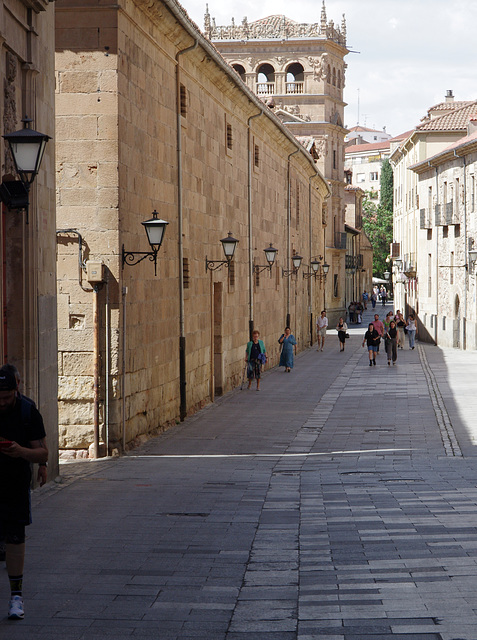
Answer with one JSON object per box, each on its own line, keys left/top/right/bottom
{"left": 232, "top": 64, "right": 246, "bottom": 81}
{"left": 453, "top": 294, "right": 460, "bottom": 348}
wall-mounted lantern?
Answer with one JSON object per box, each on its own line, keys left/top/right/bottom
{"left": 303, "top": 258, "right": 321, "bottom": 280}
{"left": 1, "top": 116, "right": 51, "bottom": 218}
{"left": 206, "top": 232, "right": 239, "bottom": 272}
{"left": 122, "top": 210, "right": 169, "bottom": 276}
{"left": 254, "top": 243, "right": 278, "bottom": 275}
{"left": 282, "top": 254, "right": 303, "bottom": 278}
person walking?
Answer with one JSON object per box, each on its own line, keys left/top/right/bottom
{"left": 278, "top": 327, "right": 297, "bottom": 372}
{"left": 336, "top": 317, "right": 348, "bottom": 352}
{"left": 372, "top": 313, "right": 384, "bottom": 354}
{"left": 363, "top": 322, "right": 380, "bottom": 366}
{"left": 380, "top": 286, "right": 387, "bottom": 306}
{"left": 316, "top": 310, "right": 328, "bottom": 351}
{"left": 385, "top": 320, "right": 398, "bottom": 366}
{"left": 406, "top": 314, "right": 417, "bottom": 349}
{"left": 396, "top": 312, "right": 406, "bottom": 349}
{"left": 245, "top": 330, "right": 267, "bottom": 390}
{"left": 371, "top": 290, "right": 377, "bottom": 309}
{"left": 0, "top": 366, "right": 48, "bottom": 620}
{"left": 362, "top": 290, "right": 369, "bottom": 310}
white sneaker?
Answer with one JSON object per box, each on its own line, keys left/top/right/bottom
{"left": 8, "top": 595, "right": 24, "bottom": 620}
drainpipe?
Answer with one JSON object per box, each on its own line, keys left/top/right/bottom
{"left": 287, "top": 149, "right": 300, "bottom": 328}
{"left": 461, "top": 152, "right": 467, "bottom": 349}
{"left": 122, "top": 285, "right": 127, "bottom": 452}
{"left": 308, "top": 176, "right": 314, "bottom": 346}
{"left": 248, "top": 110, "right": 264, "bottom": 339}
{"left": 92, "top": 284, "right": 100, "bottom": 458}
{"left": 435, "top": 166, "right": 439, "bottom": 345}
{"left": 176, "top": 38, "right": 198, "bottom": 421}
{"left": 104, "top": 271, "right": 110, "bottom": 455}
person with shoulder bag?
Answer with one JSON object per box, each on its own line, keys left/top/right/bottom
{"left": 336, "top": 317, "right": 348, "bottom": 352}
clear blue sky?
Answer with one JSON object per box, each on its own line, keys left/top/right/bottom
{"left": 181, "top": 0, "right": 477, "bottom": 138}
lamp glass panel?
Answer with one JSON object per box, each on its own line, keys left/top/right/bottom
{"left": 469, "top": 249, "right": 477, "bottom": 263}
{"left": 264, "top": 246, "right": 277, "bottom": 265}
{"left": 10, "top": 140, "right": 43, "bottom": 174}
{"left": 142, "top": 219, "right": 168, "bottom": 247}
{"left": 221, "top": 236, "right": 238, "bottom": 258}
{"left": 322, "top": 262, "right": 330, "bottom": 274}
{"left": 292, "top": 255, "right": 302, "bottom": 269}
{"left": 311, "top": 260, "right": 320, "bottom": 272}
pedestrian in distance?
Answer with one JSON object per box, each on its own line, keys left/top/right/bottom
{"left": 406, "top": 314, "right": 417, "bottom": 349}
{"left": 245, "top": 330, "right": 267, "bottom": 391}
{"left": 371, "top": 290, "right": 377, "bottom": 309}
{"left": 0, "top": 365, "right": 48, "bottom": 620}
{"left": 385, "top": 320, "right": 398, "bottom": 366}
{"left": 396, "top": 311, "right": 406, "bottom": 349}
{"left": 380, "top": 286, "right": 387, "bottom": 306}
{"left": 348, "top": 301, "right": 356, "bottom": 324}
{"left": 336, "top": 317, "right": 348, "bottom": 352}
{"left": 363, "top": 323, "right": 380, "bottom": 366}
{"left": 278, "top": 327, "right": 296, "bottom": 373}
{"left": 372, "top": 313, "right": 384, "bottom": 354}
{"left": 316, "top": 310, "right": 328, "bottom": 351}
{"left": 362, "top": 290, "right": 368, "bottom": 310}
{"left": 355, "top": 301, "right": 363, "bottom": 324}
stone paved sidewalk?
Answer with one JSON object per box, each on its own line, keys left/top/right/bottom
{"left": 3, "top": 304, "right": 477, "bottom": 639}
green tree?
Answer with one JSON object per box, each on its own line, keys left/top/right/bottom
{"left": 362, "top": 161, "right": 394, "bottom": 278}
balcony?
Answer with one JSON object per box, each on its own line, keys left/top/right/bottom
{"left": 334, "top": 232, "right": 347, "bottom": 250}
{"left": 420, "top": 208, "right": 432, "bottom": 229}
{"left": 256, "top": 82, "right": 275, "bottom": 95}
{"left": 435, "top": 202, "right": 459, "bottom": 225}
{"left": 285, "top": 82, "right": 304, "bottom": 94}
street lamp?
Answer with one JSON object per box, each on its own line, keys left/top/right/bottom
{"left": 282, "top": 254, "right": 303, "bottom": 277}
{"left": 122, "top": 210, "right": 169, "bottom": 276}
{"left": 384, "top": 271, "right": 390, "bottom": 281}
{"left": 206, "top": 232, "right": 239, "bottom": 271}
{"left": 303, "top": 258, "right": 321, "bottom": 279}
{"left": 1, "top": 116, "right": 51, "bottom": 219}
{"left": 254, "top": 243, "right": 278, "bottom": 275}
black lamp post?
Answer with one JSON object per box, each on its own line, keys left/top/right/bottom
{"left": 282, "top": 254, "right": 303, "bottom": 277}
{"left": 254, "top": 243, "right": 278, "bottom": 275}
{"left": 2, "top": 116, "right": 51, "bottom": 219}
{"left": 206, "top": 232, "right": 239, "bottom": 271}
{"left": 122, "top": 210, "right": 169, "bottom": 276}
{"left": 303, "top": 258, "right": 321, "bottom": 279}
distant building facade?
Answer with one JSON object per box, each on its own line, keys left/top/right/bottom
{"left": 343, "top": 186, "right": 373, "bottom": 309}
{"left": 55, "top": 0, "right": 330, "bottom": 455}
{"left": 390, "top": 91, "right": 477, "bottom": 338}
{"left": 410, "top": 120, "right": 477, "bottom": 349}
{"left": 0, "top": 0, "right": 58, "bottom": 479}
{"left": 345, "top": 125, "right": 391, "bottom": 145}
{"left": 205, "top": 3, "right": 350, "bottom": 325}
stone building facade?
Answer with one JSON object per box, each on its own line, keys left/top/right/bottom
{"left": 343, "top": 185, "right": 373, "bottom": 308}
{"left": 55, "top": 0, "right": 330, "bottom": 455}
{"left": 206, "top": 3, "right": 349, "bottom": 325}
{"left": 390, "top": 93, "right": 477, "bottom": 326}
{"left": 410, "top": 122, "right": 477, "bottom": 349}
{"left": 0, "top": 0, "right": 58, "bottom": 478}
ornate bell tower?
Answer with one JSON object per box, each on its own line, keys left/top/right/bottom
{"left": 205, "top": 1, "right": 349, "bottom": 321}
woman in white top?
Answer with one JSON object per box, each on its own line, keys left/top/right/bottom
{"left": 406, "top": 314, "right": 417, "bottom": 349}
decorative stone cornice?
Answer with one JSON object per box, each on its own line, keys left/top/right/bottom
{"left": 204, "top": 2, "right": 346, "bottom": 46}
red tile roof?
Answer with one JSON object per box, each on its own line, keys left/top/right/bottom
{"left": 417, "top": 102, "right": 477, "bottom": 132}
{"left": 345, "top": 140, "right": 390, "bottom": 154}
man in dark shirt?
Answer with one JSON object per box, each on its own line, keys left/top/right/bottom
{"left": 0, "top": 368, "right": 48, "bottom": 620}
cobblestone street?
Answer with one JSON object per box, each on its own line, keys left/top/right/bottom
{"left": 4, "top": 306, "right": 477, "bottom": 639}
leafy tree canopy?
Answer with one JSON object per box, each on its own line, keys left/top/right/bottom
{"left": 362, "top": 159, "right": 394, "bottom": 278}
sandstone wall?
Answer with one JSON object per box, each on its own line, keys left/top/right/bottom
{"left": 55, "top": 0, "right": 329, "bottom": 454}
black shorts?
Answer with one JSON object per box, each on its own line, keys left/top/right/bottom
{"left": 0, "top": 483, "right": 31, "bottom": 529}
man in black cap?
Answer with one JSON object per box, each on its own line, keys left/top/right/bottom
{"left": 0, "top": 366, "right": 48, "bottom": 620}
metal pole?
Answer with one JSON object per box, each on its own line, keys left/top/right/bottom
{"left": 92, "top": 284, "right": 100, "bottom": 458}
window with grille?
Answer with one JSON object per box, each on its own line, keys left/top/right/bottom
{"left": 183, "top": 257, "right": 189, "bottom": 289}
{"left": 254, "top": 144, "right": 259, "bottom": 167}
{"left": 226, "top": 123, "right": 233, "bottom": 150}
{"left": 180, "top": 84, "right": 187, "bottom": 117}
